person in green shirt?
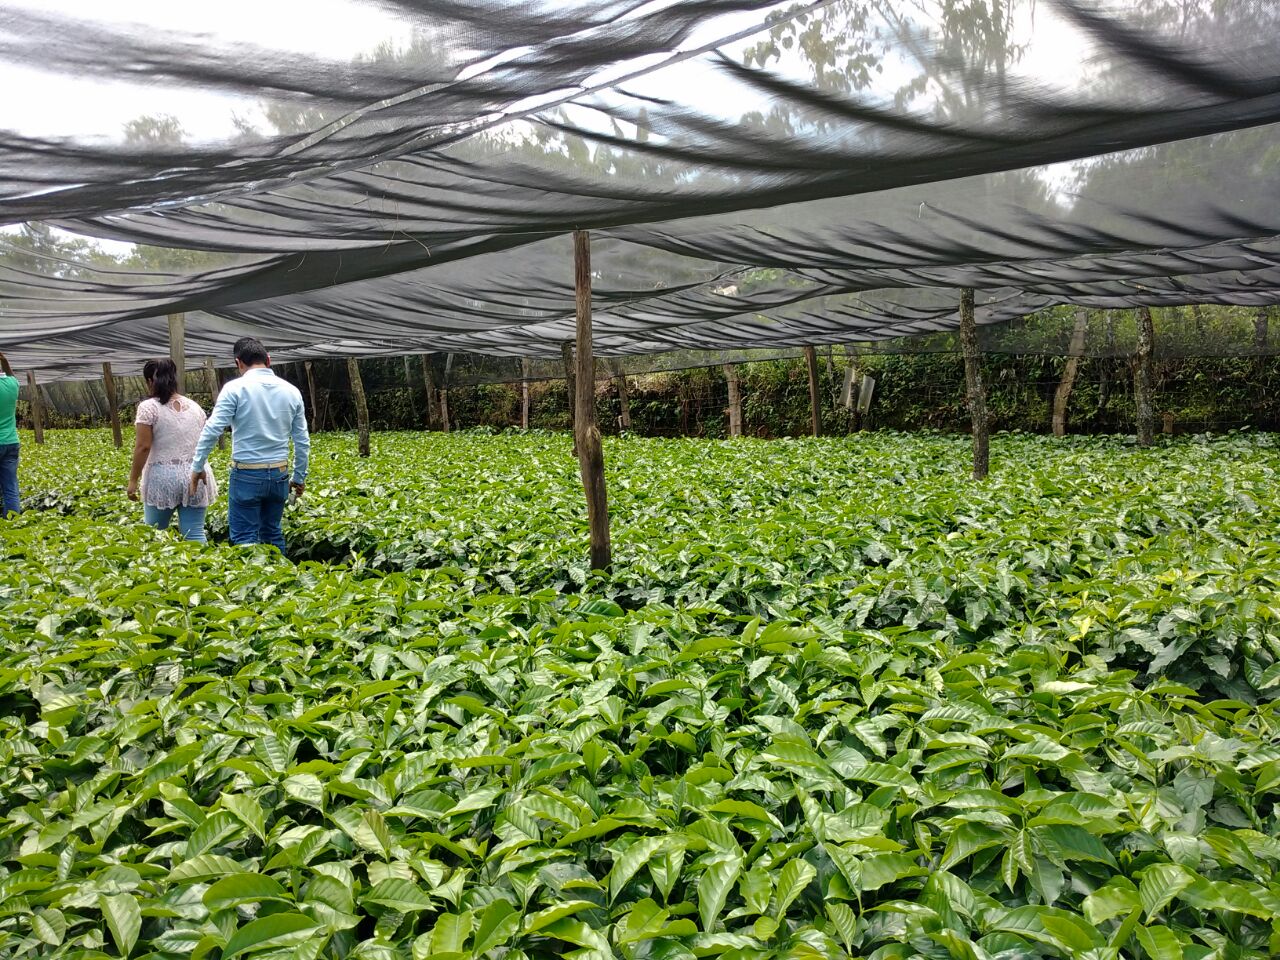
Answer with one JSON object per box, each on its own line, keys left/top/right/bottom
{"left": 0, "top": 352, "right": 19, "bottom": 516}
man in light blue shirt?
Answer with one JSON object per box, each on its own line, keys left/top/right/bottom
{"left": 191, "top": 337, "right": 309, "bottom": 554}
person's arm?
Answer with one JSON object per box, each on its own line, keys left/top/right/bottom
{"left": 126, "top": 424, "right": 153, "bottom": 501}
{"left": 190, "top": 385, "right": 239, "bottom": 485}
{"left": 290, "top": 393, "right": 310, "bottom": 495}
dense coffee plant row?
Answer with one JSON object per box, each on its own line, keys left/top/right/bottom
{"left": 2, "top": 429, "right": 1279, "bottom": 959}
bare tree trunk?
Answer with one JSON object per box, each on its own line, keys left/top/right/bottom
{"left": 103, "top": 362, "right": 122, "bottom": 448}
{"left": 803, "top": 345, "right": 821, "bottom": 437}
{"left": 1052, "top": 307, "right": 1089, "bottom": 437}
{"left": 958, "top": 287, "right": 989, "bottom": 479}
{"left": 520, "top": 357, "right": 531, "bottom": 430}
{"left": 420, "top": 355, "right": 436, "bottom": 430}
{"left": 613, "top": 361, "right": 632, "bottom": 431}
{"left": 573, "top": 230, "right": 611, "bottom": 571}
{"left": 723, "top": 363, "right": 743, "bottom": 437}
{"left": 167, "top": 313, "right": 186, "bottom": 395}
{"left": 1134, "top": 306, "right": 1155, "bottom": 447}
{"left": 1255, "top": 307, "right": 1270, "bottom": 352}
{"left": 347, "top": 357, "right": 371, "bottom": 457}
{"left": 26, "top": 371, "right": 44, "bottom": 444}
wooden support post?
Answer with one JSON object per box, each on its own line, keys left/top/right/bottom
{"left": 26, "top": 370, "right": 44, "bottom": 444}
{"left": 803, "top": 345, "right": 821, "bottom": 437}
{"left": 573, "top": 230, "right": 611, "bottom": 572}
{"left": 167, "top": 313, "right": 186, "bottom": 395}
{"left": 304, "top": 360, "right": 320, "bottom": 434}
{"left": 723, "top": 363, "right": 743, "bottom": 437}
{"left": 420, "top": 355, "right": 436, "bottom": 430}
{"left": 958, "top": 287, "right": 990, "bottom": 479}
{"left": 347, "top": 356, "right": 371, "bottom": 457}
{"left": 102, "top": 362, "right": 122, "bottom": 448}
{"left": 1052, "top": 307, "right": 1089, "bottom": 438}
{"left": 520, "top": 357, "right": 531, "bottom": 430}
{"left": 613, "top": 361, "right": 631, "bottom": 431}
{"left": 1134, "top": 306, "right": 1155, "bottom": 447}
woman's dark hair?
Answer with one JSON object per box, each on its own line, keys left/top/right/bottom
{"left": 142, "top": 358, "right": 179, "bottom": 405}
{"left": 233, "top": 337, "right": 270, "bottom": 367}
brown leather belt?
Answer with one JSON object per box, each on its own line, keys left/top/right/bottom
{"left": 231, "top": 460, "right": 288, "bottom": 470}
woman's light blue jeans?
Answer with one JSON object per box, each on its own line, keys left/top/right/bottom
{"left": 144, "top": 503, "right": 208, "bottom": 542}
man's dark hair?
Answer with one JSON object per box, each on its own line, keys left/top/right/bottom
{"left": 233, "top": 337, "right": 270, "bottom": 367}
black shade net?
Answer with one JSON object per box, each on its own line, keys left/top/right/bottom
{"left": 2, "top": 0, "right": 1280, "bottom": 378}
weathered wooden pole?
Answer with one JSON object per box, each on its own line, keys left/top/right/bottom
{"left": 958, "top": 287, "right": 990, "bottom": 479}
{"left": 723, "top": 363, "right": 743, "bottom": 437}
{"left": 520, "top": 357, "right": 531, "bottom": 430}
{"left": 167, "top": 313, "right": 186, "bottom": 395}
{"left": 420, "top": 355, "right": 436, "bottom": 430}
{"left": 613, "top": 361, "right": 632, "bottom": 431}
{"left": 1134, "top": 306, "right": 1155, "bottom": 447}
{"left": 346, "top": 356, "right": 371, "bottom": 456}
{"left": 573, "top": 230, "right": 611, "bottom": 571}
{"left": 304, "top": 360, "right": 319, "bottom": 434}
{"left": 803, "top": 345, "right": 821, "bottom": 437}
{"left": 26, "top": 370, "right": 44, "bottom": 444}
{"left": 403, "top": 356, "right": 419, "bottom": 425}
{"left": 102, "top": 362, "right": 122, "bottom": 448}
{"left": 1052, "top": 307, "right": 1089, "bottom": 437}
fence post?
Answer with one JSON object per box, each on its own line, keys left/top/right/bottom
{"left": 723, "top": 363, "right": 743, "bottom": 437}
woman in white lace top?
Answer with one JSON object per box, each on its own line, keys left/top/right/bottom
{"left": 126, "top": 358, "right": 218, "bottom": 541}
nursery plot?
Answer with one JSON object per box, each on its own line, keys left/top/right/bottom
{"left": 2, "top": 430, "right": 1280, "bottom": 959}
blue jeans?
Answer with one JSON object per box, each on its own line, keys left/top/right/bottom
{"left": 0, "top": 443, "right": 18, "bottom": 517}
{"left": 229, "top": 466, "right": 289, "bottom": 554}
{"left": 144, "top": 503, "right": 208, "bottom": 542}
